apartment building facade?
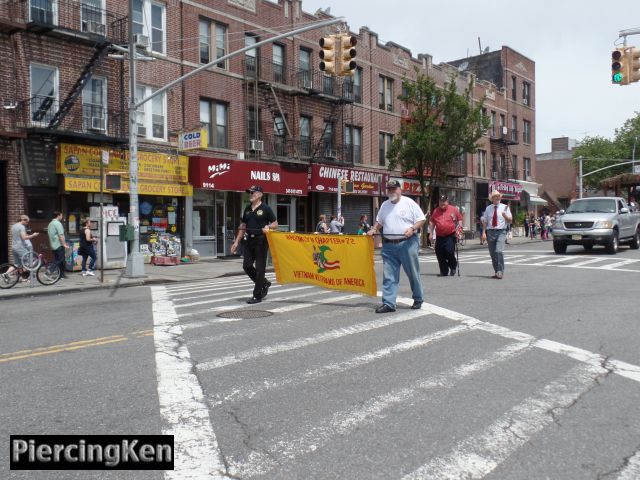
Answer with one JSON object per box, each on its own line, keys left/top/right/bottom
{"left": 0, "top": 0, "right": 536, "bottom": 262}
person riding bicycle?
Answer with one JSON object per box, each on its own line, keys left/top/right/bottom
{"left": 10, "top": 215, "right": 39, "bottom": 274}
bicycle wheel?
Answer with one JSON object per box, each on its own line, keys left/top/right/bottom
{"left": 0, "top": 263, "right": 20, "bottom": 289}
{"left": 21, "top": 251, "right": 41, "bottom": 272}
{"left": 36, "top": 263, "right": 62, "bottom": 285}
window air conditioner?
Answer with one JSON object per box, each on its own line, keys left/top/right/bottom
{"left": 523, "top": 98, "right": 529, "bottom": 106}
{"left": 325, "top": 149, "right": 337, "bottom": 159}
{"left": 84, "top": 20, "right": 106, "bottom": 36}
{"left": 136, "top": 124, "right": 147, "bottom": 137}
{"left": 90, "top": 116, "right": 106, "bottom": 131}
{"left": 502, "top": 126, "right": 508, "bottom": 135}
{"left": 491, "top": 172, "right": 498, "bottom": 179}
{"left": 134, "top": 34, "right": 150, "bottom": 49}
{"left": 249, "top": 139, "right": 264, "bottom": 151}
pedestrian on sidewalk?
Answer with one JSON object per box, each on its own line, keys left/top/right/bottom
{"left": 47, "top": 211, "right": 68, "bottom": 279}
{"left": 10, "top": 215, "right": 39, "bottom": 273}
{"left": 523, "top": 215, "right": 530, "bottom": 238}
{"left": 329, "top": 215, "right": 344, "bottom": 234}
{"left": 482, "top": 190, "right": 512, "bottom": 280}
{"left": 367, "top": 179, "right": 425, "bottom": 313}
{"left": 78, "top": 219, "right": 97, "bottom": 276}
{"left": 231, "top": 186, "right": 278, "bottom": 304}
{"left": 429, "top": 195, "right": 462, "bottom": 277}
{"left": 315, "top": 215, "right": 329, "bottom": 234}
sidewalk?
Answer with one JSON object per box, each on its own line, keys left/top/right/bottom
{"left": 0, "top": 236, "right": 548, "bottom": 299}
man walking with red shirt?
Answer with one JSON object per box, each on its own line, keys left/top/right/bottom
{"left": 429, "top": 195, "right": 463, "bottom": 277}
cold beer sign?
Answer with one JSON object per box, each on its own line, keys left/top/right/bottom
{"left": 178, "top": 130, "right": 208, "bottom": 151}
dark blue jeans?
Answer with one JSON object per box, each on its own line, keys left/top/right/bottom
{"left": 82, "top": 245, "right": 96, "bottom": 272}
{"left": 381, "top": 235, "right": 423, "bottom": 309}
{"left": 435, "top": 234, "right": 457, "bottom": 275}
{"left": 53, "top": 246, "right": 66, "bottom": 277}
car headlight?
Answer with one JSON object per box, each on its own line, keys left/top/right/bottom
{"left": 594, "top": 220, "right": 614, "bottom": 228}
{"left": 553, "top": 221, "right": 563, "bottom": 229}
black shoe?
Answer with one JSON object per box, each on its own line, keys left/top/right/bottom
{"left": 261, "top": 281, "right": 272, "bottom": 299}
{"left": 246, "top": 297, "right": 262, "bottom": 304}
{"left": 375, "top": 304, "right": 396, "bottom": 314}
{"left": 437, "top": 273, "right": 448, "bottom": 277}
{"left": 450, "top": 268, "right": 456, "bottom": 276}
{"left": 411, "top": 301, "right": 423, "bottom": 310}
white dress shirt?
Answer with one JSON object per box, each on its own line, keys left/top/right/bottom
{"left": 483, "top": 203, "right": 511, "bottom": 230}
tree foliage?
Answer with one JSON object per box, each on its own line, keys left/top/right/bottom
{"left": 573, "top": 112, "right": 640, "bottom": 190}
{"left": 386, "top": 70, "right": 490, "bottom": 214}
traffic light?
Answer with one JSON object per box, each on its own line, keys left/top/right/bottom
{"left": 340, "top": 179, "right": 354, "bottom": 193}
{"left": 105, "top": 173, "right": 122, "bottom": 191}
{"left": 629, "top": 47, "right": 640, "bottom": 84}
{"left": 338, "top": 35, "right": 357, "bottom": 76}
{"left": 612, "top": 47, "right": 625, "bottom": 85}
{"left": 319, "top": 35, "right": 337, "bottom": 75}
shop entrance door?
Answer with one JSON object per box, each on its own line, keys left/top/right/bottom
{"left": 215, "top": 197, "right": 226, "bottom": 256}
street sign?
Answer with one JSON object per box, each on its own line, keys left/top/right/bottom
{"left": 634, "top": 165, "right": 640, "bottom": 174}
{"left": 101, "top": 150, "right": 109, "bottom": 166}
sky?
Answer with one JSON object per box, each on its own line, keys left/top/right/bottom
{"left": 300, "top": 0, "right": 640, "bottom": 154}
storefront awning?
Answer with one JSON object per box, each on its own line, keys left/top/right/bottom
{"left": 515, "top": 180, "right": 542, "bottom": 197}
{"left": 528, "top": 195, "right": 548, "bottom": 205}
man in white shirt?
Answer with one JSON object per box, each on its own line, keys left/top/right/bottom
{"left": 482, "top": 190, "right": 512, "bottom": 279}
{"left": 368, "top": 180, "right": 426, "bottom": 313}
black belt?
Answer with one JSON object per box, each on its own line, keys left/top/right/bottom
{"left": 383, "top": 236, "right": 411, "bottom": 244}
{"left": 248, "top": 234, "right": 265, "bottom": 239}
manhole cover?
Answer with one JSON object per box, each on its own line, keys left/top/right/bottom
{"left": 217, "top": 310, "right": 274, "bottom": 319}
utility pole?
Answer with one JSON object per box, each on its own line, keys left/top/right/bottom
{"left": 578, "top": 156, "right": 583, "bottom": 199}
{"left": 337, "top": 174, "right": 342, "bottom": 222}
{"left": 632, "top": 136, "right": 638, "bottom": 173}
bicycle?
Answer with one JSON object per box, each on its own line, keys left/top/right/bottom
{"left": 0, "top": 250, "right": 62, "bottom": 289}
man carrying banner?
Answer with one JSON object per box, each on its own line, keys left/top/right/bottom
{"left": 429, "top": 195, "right": 462, "bottom": 277}
{"left": 368, "top": 180, "right": 426, "bottom": 313}
{"left": 231, "top": 186, "right": 278, "bottom": 304}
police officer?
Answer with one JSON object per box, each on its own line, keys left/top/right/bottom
{"left": 231, "top": 186, "right": 278, "bottom": 304}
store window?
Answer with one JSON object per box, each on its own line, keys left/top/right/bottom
{"left": 276, "top": 196, "right": 290, "bottom": 232}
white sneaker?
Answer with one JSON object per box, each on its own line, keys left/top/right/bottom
{"left": 85, "top": 271, "right": 95, "bottom": 276}
{"left": 81, "top": 271, "right": 88, "bottom": 276}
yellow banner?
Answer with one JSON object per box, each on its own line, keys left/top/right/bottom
{"left": 56, "top": 144, "right": 189, "bottom": 183}
{"left": 64, "top": 176, "right": 193, "bottom": 196}
{"left": 267, "top": 231, "right": 377, "bottom": 297}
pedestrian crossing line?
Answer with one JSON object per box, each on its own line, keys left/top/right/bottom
{"left": 600, "top": 259, "right": 640, "bottom": 270}
{"left": 535, "top": 256, "right": 575, "bottom": 265}
{"left": 269, "top": 293, "right": 362, "bottom": 314}
{"left": 178, "top": 287, "right": 317, "bottom": 322}
{"left": 172, "top": 283, "right": 283, "bottom": 302}
{"left": 617, "top": 450, "right": 640, "bottom": 480}
{"left": 196, "top": 308, "right": 432, "bottom": 372}
{"left": 398, "top": 298, "right": 640, "bottom": 384}
{"left": 168, "top": 281, "right": 276, "bottom": 299}
{"left": 561, "top": 257, "right": 610, "bottom": 268}
{"left": 150, "top": 286, "right": 227, "bottom": 480}
{"left": 508, "top": 255, "right": 552, "bottom": 264}
{"left": 210, "top": 324, "right": 470, "bottom": 407}
{"left": 400, "top": 362, "right": 606, "bottom": 480}
{"left": 227, "top": 342, "right": 531, "bottom": 478}
{"left": 165, "top": 274, "right": 276, "bottom": 294}
{"left": 174, "top": 285, "right": 288, "bottom": 308}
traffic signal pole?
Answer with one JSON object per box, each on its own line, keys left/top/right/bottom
{"left": 123, "top": 15, "right": 344, "bottom": 277}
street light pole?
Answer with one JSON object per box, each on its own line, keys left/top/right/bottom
{"left": 125, "top": 0, "right": 145, "bottom": 277}
{"left": 632, "top": 136, "right": 638, "bottom": 173}
{"left": 578, "top": 156, "right": 583, "bottom": 199}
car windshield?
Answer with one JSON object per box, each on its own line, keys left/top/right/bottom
{"left": 565, "top": 199, "right": 616, "bottom": 214}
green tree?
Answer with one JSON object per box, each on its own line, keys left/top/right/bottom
{"left": 573, "top": 112, "right": 640, "bottom": 190}
{"left": 387, "top": 71, "right": 489, "bottom": 218}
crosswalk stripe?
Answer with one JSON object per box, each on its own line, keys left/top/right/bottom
{"left": 535, "top": 256, "right": 574, "bottom": 265}
{"left": 175, "top": 285, "right": 287, "bottom": 308}
{"left": 210, "top": 324, "right": 470, "bottom": 406}
{"left": 400, "top": 362, "right": 606, "bottom": 480}
{"left": 617, "top": 450, "right": 640, "bottom": 480}
{"left": 509, "top": 255, "right": 552, "bottom": 264}
{"left": 227, "top": 342, "right": 531, "bottom": 478}
{"left": 178, "top": 287, "right": 317, "bottom": 321}
{"left": 173, "top": 284, "right": 283, "bottom": 302}
{"left": 600, "top": 259, "right": 640, "bottom": 270}
{"left": 150, "top": 286, "right": 226, "bottom": 479}
{"left": 166, "top": 274, "right": 276, "bottom": 293}
{"left": 563, "top": 257, "right": 609, "bottom": 267}
{"left": 196, "top": 308, "right": 431, "bottom": 372}
{"left": 268, "top": 293, "right": 362, "bottom": 313}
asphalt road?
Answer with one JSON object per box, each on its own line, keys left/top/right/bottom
{"left": 1, "top": 240, "right": 640, "bottom": 479}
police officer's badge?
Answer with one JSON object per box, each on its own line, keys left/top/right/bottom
{"left": 257, "top": 210, "right": 263, "bottom": 216}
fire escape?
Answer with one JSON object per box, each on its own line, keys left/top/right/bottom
{"left": 489, "top": 124, "right": 519, "bottom": 180}
{"left": 243, "top": 55, "right": 354, "bottom": 165}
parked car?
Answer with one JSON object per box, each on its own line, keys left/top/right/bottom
{"left": 551, "top": 197, "right": 640, "bottom": 254}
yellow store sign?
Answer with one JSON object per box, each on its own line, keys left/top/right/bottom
{"left": 64, "top": 177, "right": 193, "bottom": 197}
{"left": 56, "top": 144, "right": 189, "bottom": 183}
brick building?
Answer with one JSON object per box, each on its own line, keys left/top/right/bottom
{"left": 536, "top": 137, "right": 579, "bottom": 212}
{"left": 0, "top": 0, "right": 536, "bottom": 262}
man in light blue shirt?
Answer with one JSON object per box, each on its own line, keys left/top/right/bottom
{"left": 47, "top": 211, "right": 68, "bottom": 279}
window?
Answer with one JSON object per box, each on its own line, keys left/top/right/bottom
{"left": 345, "top": 125, "right": 362, "bottom": 163}
{"left": 132, "top": 0, "right": 165, "bottom": 54}
{"left": 481, "top": 107, "right": 488, "bottom": 135}
{"left": 379, "top": 132, "right": 394, "bottom": 166}
{"left": 82, "top": 76, "right": 106, "bottom": 132}
{"left": 200, "top": 100, "right": 228, "bottom": 149}
{"left": 81, "top": 0, "right": 105, "bottom": 33}
{"left": 491, "top": 153, "right": 497, "bottom": 178}
{"left": 135, "top": 85, "right": 166, "bottom": 140}
{"left": 322, "top": 121, "right": 334, "bottom": 155}
{"left": 524, "top": 157, "right": 531, "bottom": 179}
{"left": 477, "top": 150, "right": 487, "bottom": 178}
{"left": 344, "top": 67, "right": 362, "bottom": 103}
{"left": 523, "top": 81, "right": 531, "bottom": 105}
{"left": 523, "top": 119, "right": 532, "bottom": 144}
{"left": 30, "top": 0, "right": 56, "bottom": 24}
{"left": 199, "top": 20, "right": 227, "bottom": 68}
{"left": 274, "top": 115, "right": 286, "bottom": 155}
{"left": 379, "top": 76, "right": 394, "bottom": 111}
{"left": 272, "top": 43, "right": 285, "bottom": 83}
{"left": 499, "top": 114, "right": 505, "bottom": 136}
{"left": 511, "top": 76, "right": 517, "bottom": 100}
{"left": 511, "top": 115, "right": 517, "bottom": 142}
{"left": 30, "top": 64, "right": 57, "bottom": 123}
{"left": 245, "top": 34, "right": 258, "bottom": 74}
{"left": 511, "top": 155, "right": 518, "bottom": 179}
{"left": 490, "top": 111, "right": 496, "bottom": 137}
{"left": 299, "top": 48, "right": 312, "bottom": 88}
{"left": 247, "top": 107, "right": 260, "bottom": 144}
{"left": 299, "top": 116, "right": 311, "bottom": 157}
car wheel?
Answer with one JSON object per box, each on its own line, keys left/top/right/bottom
{"left": 553, "top": 241, "right": 567, "bottom": 254}
{"left": 630, "top": 229, "right": 640, "bottom": 250}
{"left": 606, "top": 231, "right": 619, "bottom": 254}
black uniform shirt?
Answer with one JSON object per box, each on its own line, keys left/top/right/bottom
{"left": 241, "top": 203, "right": 276, "bottom": 235}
